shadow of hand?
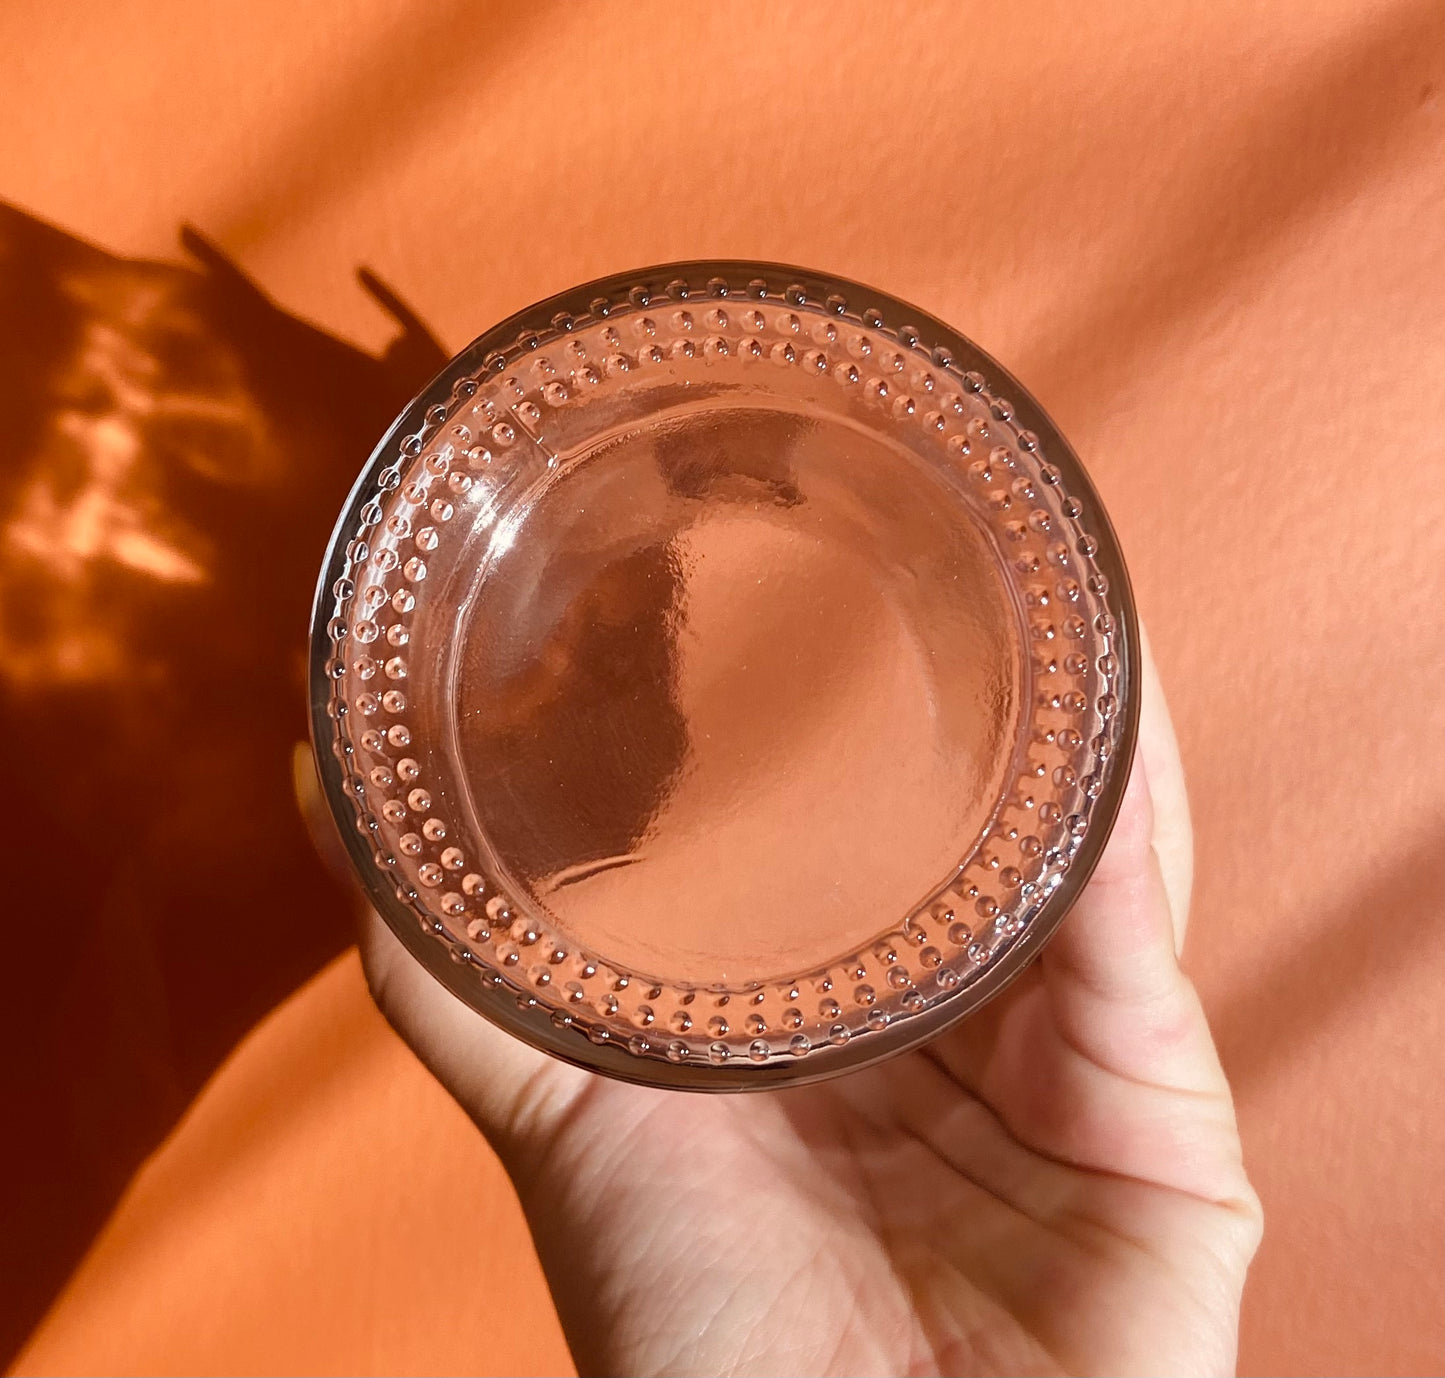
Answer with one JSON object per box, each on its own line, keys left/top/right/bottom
{"left": 0, "top": 203, "right": 446, "bottom": 1358}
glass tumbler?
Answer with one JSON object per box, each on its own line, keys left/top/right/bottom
{"left": 310, "top": 262, "right": 1139, "bottom": 1088}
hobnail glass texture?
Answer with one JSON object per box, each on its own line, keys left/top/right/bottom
{"left": 310, "top": 262, "right": 1139, "bottom": 1089}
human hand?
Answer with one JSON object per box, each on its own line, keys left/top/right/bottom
{"left": 359, "top": 639, "right": 1261, "bottom": 1376}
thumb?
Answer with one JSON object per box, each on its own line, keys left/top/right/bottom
{"left": 294, "top": 740, "right": 591, "bottom": 1161}
{"left": 356, "top": 905, "right": 595, "bottom": 1165}
{"left": 1040, "top": 636, "right": 1228, "bottom": 1100}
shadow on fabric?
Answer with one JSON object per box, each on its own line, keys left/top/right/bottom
{"left": 0, "top": 201, "right": 446, "bottom": 1361}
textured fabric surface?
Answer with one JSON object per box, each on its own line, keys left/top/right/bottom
{"left": 3, "top": 2, "right": 1442, "bottom": 1373}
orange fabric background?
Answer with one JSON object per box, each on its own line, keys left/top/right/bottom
{"left": 3, "top": 1, "right": 1443, "bottom": 1374}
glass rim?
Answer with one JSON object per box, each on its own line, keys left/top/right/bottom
{"left": 308, "top": 258, "right": 1141, "bottom": 1091}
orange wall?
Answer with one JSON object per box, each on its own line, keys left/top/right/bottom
{"left": 3, "top": 2, "right": 1443, "bottom": 1373}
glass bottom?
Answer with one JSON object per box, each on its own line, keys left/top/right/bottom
{"left": 452, "top": 399, "right": 1023, "bottom": 988}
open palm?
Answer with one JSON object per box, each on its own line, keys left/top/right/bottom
{"left": 359, "top": 652, "right": 1260, "bottom": 1376}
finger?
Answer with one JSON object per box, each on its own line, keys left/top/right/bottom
{"left": 1136, "top": 624, "right": 1192, "bottom": 951}
{"left": 1040, "top": 637, "right": 1227, "bottom": 1098}
{"left": 357, "top": 905, "right": 592, "bottom": 1166}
